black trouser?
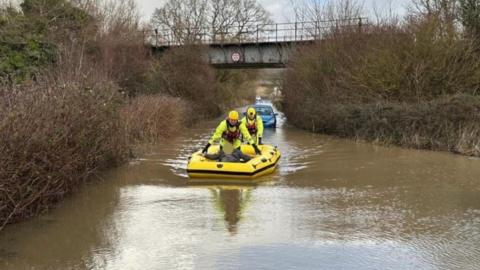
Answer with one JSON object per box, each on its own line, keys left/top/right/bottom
{"left": 204, "top": 148, "right": 251, "bottom": 163}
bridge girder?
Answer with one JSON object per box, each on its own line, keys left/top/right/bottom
{"left": 152, "top": 40, "right": 314, "bottom": 69}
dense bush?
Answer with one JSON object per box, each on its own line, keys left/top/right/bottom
{"left": 85, "top": 32, "right": 151, "bottom": 96}
{"left": 285, "top": 21, "right": 480, "bottom": 105}
{"left": 0, "top": 8, "right": 54, "bottom": 83}
{"left": 282, "top": 16, "right": 480, "bottom": 156}
{"left": 294, "top": 95, "right": 480, "bottom": 156}
{"left": 146, "top": 46, "right": 220, "bottom": 117}
{"left": 0, "top": 76, "right": 128, "bottom": 228}
{"left": 215, "top": 69, "right": 257, "bottom": 110}
{"left": 121, "top": 95, "right": 190, "bottom": 143}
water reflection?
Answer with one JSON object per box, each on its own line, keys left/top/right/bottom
{"left": 1, "top": 111, "right": 480, "bottom": 269}
{"left": 209, "top": 187, "right": 252, "bottom": 235}
{"left": 0, "top": 174, "right": 123, "bottom": 270}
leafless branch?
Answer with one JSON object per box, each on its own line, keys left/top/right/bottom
{"left": 151, "top": 0, "right": 271, "bottom": 44}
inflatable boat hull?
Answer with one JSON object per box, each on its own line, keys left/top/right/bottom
{"left": 187, "top": 145, "right": 281, "bottom": 179}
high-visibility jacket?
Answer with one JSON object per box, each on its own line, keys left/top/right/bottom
{"left": 209, "top": 119, "right": 255, "bottom": 149}
{"left": 241, "top": 115, "right": 263, "bottom": 144}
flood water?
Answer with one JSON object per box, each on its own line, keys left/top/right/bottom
{"left": 1, "top": 112, "right": 480, "bottom": 270}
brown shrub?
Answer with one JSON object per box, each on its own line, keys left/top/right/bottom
{"left": 284, "top": 18, "right": 480, "bottom": 108}
{"left": 282, "top": 15, "right": 480, "bottom": 156}
{"left": 145, "top": 46, "right": 220, "bottom": 118}
{"left": 121, "top": 94, "right": 190, "bottom": 143}
{"left": 215, "top": 70, "right": 257, "bottom": 110}
{"left": 90, "top": 31, "right": 151, "bottom": 96}
{"left": 291, "top": 95, "right": 480, "bottom": 156}
{"left": 0, "top": 77, "right": 128, "bottom": 229}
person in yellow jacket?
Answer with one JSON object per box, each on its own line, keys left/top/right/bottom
{"left": 202, "top": 110, "right": 261, "bottom": 162}
{"left": 241, "top": 107, "right": 264, "bottom": 145}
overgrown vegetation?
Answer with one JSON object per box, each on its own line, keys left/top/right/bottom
{"left": 145, "top": 46, "right": 220, "bottom": 117}
{"left": 0, "top": 0, "right": 259, "bottom": 228}
{"left": 121, "top": 95, "right": 190, "bottom": 143}
{"left": 282, "top": 0, "right": 480, "bottom": 157}
{"left": 0, "top": 75, "right": 128, "bottom": 229}
{"left": 0, "top": 5, "right": 52, "bottom": 82}
{"left": 215, "top": 69, "right": 257, "bottom": 110}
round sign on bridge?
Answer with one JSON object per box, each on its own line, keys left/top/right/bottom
{"left": 231, "top": 52, "right": 241, "bottom": 63}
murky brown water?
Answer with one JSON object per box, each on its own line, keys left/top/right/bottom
{"left": 1, "top": 112, "right": 480, "bottom": 270}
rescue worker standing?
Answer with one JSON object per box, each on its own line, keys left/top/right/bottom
{"left": 202, "top": 110, "right": 262, "bottom": 162}
{"left": 241, "top": 107, "right": 264, "bottom": 145}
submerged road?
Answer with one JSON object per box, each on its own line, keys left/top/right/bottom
{"left": 1, "top": 111, "right": 480, "bottom": 269}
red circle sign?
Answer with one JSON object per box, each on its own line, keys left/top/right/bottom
{"left": 231, "top": 52, "right": 241, "bottom": 62}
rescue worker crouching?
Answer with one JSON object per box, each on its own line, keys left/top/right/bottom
{"left": 241, "top": 106, "right": 264, "bottom": 145}
{"left": 202, "top": 110, "right": 262, "bottom": 163}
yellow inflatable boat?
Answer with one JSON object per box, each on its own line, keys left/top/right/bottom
{"left": 187, "top": 145, "right": 281, "bottom": 179}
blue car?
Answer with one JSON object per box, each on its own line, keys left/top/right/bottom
{"left": 253, "top": 104, "right": 277, "bottom": 128}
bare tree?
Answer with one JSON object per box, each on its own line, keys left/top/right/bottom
{"left": 151, "top": 0, "right": 271, "bottom": 44}
{"left": 370, "top": 0, "right": 402, "bottom": 25}
{"left": 210, "top": 0, "right": 237, "bottom": 40}
{"left": 151, "top": 0, "right": 209, "bottom": 43}
{"left": 411, "top": 0, "right": 457, "bottom": 16}
{"left": 409, "top": 0, "right": 459, "bottom": 37}
{"left": 459, "top": 0, "right": 480, "bottom": 40}
{"left": 290, "top": 0, "right": 364, "bottom": 38}
{"left": 292, "top": 0, "right": 364, "bottom": 22}
{"left": 71, "top": 0, "right": 140, "bottom": 35}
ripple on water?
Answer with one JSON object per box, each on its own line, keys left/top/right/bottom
{"left": 411, "top": 211, "right": 480, "bottom": 270}
{"left": 157, "top": 132, "right": 327, "bottom": 178}
{"left": 162, "top": 158, "right": 189, "bottom": 178}
{"left": 276, "top": 143, "right": 324, "bottom": 176}
{"left": 197, "top": 241, "right": 433, "bottom": 270}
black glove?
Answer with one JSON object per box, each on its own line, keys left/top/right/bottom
{"left": 258, "top": 137, "right": 263, "bottom": 145}
{"left": 252, "top": 144, "right": 261, "bottom": 155}
{"left": 202, "top": 143, "right": 211, "bottom": 154}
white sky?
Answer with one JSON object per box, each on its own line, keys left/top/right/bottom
{"left": 136, "top": 0, "right": 412, "bottom": 23}
{"left": 2, "top": 0, "right": 411, "bottom": 22}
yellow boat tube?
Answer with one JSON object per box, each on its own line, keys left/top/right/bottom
{"left": 187, "top": 144, "right": 281, "bottom": 179}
